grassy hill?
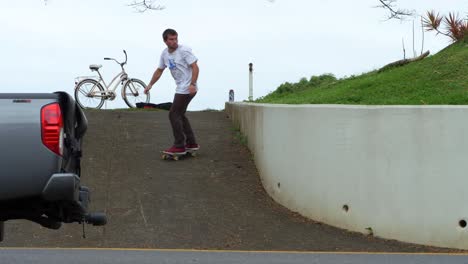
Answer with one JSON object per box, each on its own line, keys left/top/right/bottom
{"left": 256, "top": 38, "right": 468, "bottom": 105}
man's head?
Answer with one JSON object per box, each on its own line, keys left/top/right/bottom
{"left": 163, "top": 29, "right": 178, "bottom": 50}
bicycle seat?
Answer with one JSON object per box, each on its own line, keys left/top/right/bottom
{"left": 89, "top": 64, "right": 102, "bottom": 71}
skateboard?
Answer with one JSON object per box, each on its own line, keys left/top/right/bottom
{"left": 161, "top": 149, "right": 198, "bottom": 161}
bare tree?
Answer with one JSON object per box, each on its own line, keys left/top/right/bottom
{"left": 127, "top": 0, "right": 274, "bottom": 12}
{"left": 41, "top": 0, "right": 409, "bottom": 15}
{"left": 376, "top": 0, "right": 415, "bottom": 20}
{"left": 128, "top": 0, "right": 165, "bottom": 12}
{"left": 41, "top": 0, "right": 165, "bottom": 12}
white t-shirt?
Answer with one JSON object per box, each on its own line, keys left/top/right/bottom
{"left": 158, "top": 45, "right": 198, "bottom": 94}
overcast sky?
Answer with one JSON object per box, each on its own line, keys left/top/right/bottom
{"left": 0, "top": 0, "right": 465, "bottom": 110}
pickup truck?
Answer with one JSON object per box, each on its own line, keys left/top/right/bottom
{"left": 0, "top": 92, "right": 106, "bottom": 241}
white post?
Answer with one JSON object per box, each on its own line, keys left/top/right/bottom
{"left": 229, "top": 89, "right": 234, "bottom": 102}
{"left": 249, "top": 63, "right": 253, "bottom": 101}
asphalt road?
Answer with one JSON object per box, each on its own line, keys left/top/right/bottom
{"left": 0, "top": 109, "right": 464, "bottom": 252}
{"left": 1, "top": 249, "right": 468, "bottom": 264}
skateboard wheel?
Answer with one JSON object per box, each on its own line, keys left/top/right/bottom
{"left": 173, "top": 156, "right": 179, "bottom": 161}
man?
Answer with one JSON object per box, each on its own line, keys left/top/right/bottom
{"left": 144, "top": 28, "right": 200, "bottom": 155}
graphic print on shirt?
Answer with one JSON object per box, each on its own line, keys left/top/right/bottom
{"left": 168, "top": 58, "right": 176, "bottom": 70}
{"left": 168, "top": 57, "right": 183, "bottom": 80}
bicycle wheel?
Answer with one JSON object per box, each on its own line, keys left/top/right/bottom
{"left": 75, "top": 79, "right": 105, "bottom": 109}
{"left": 122, "top": 78, "right": 149, "bottom": 108}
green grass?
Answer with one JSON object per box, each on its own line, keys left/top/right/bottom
{"left": 231, "top": 126, "right": 248, "bottom": 146}
{"left": 256, "top": 38, "right": 468, "bottom": 105}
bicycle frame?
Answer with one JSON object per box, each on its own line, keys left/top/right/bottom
{"left": 89, "top": 68, "right": 128, "bottom": 97}
{"left": 85, "top": 50, "right": 136, "bottom": 98}
{"left": 75, "top": 50, "right": 147, "bottom": 109}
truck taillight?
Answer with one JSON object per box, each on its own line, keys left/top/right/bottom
{"left": 41, "top": 103, "right": 64, "bottom": 156}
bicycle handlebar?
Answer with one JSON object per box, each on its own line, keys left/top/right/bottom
{"left": 103, "top": 50, "right": 128, "bottom": 67}
{"left": 123, "top": 50, "right": 128, "bottom": 65}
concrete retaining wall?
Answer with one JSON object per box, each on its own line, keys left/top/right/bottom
{"left": 225, "top": 102, "right": 468, "bottom": 250}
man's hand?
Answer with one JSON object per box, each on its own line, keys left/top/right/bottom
{"left": 188, "top": 84, "right": 197, "bottom": 95}
{"left": 144, "top": 84, "right": 152, "bottom": 95}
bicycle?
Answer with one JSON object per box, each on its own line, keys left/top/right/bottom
{"left": 74, "top": 50, "right": 149, "bottom": 109}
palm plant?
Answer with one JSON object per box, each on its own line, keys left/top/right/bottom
{"left": 423, "top": 11, "right": 468, "bottom": 42}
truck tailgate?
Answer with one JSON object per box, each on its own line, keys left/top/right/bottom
{"left": 0, "top": 94, "right": 62, "bottom": 200}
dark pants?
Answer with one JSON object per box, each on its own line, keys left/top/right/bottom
{"left": 169, "top": 93, "right": 197, "bottom": 148}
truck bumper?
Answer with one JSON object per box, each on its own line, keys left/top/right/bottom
{"left": 41, "top": 173, "right": 81, "bottom": 202}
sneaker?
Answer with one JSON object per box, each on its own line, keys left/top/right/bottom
{"left": 185, "top": 144, "right": 200, "bottom": 151}
{"left": 163, "top": 146, "right": 186, "bottom": 154}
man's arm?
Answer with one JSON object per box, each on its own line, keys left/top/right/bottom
{"left": 145, "top": 68, "right": 164, "bottom": 94}
{"left": 189, "top": 62, "right": 199, "bottom": 95}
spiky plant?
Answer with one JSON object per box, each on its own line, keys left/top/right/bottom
{"left": 423, "top": 11, "right": 468, "bottom": 42}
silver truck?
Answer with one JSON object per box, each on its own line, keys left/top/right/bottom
{"left": 0, "top": 92, "right": 106, "bottom": 241}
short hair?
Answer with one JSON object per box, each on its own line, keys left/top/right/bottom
{"left": 162, "top": 29, "right": 178, "bottom": 41}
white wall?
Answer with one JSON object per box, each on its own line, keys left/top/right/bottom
{"left": 226, "top": 102, "right": 468, "bottom": 250}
